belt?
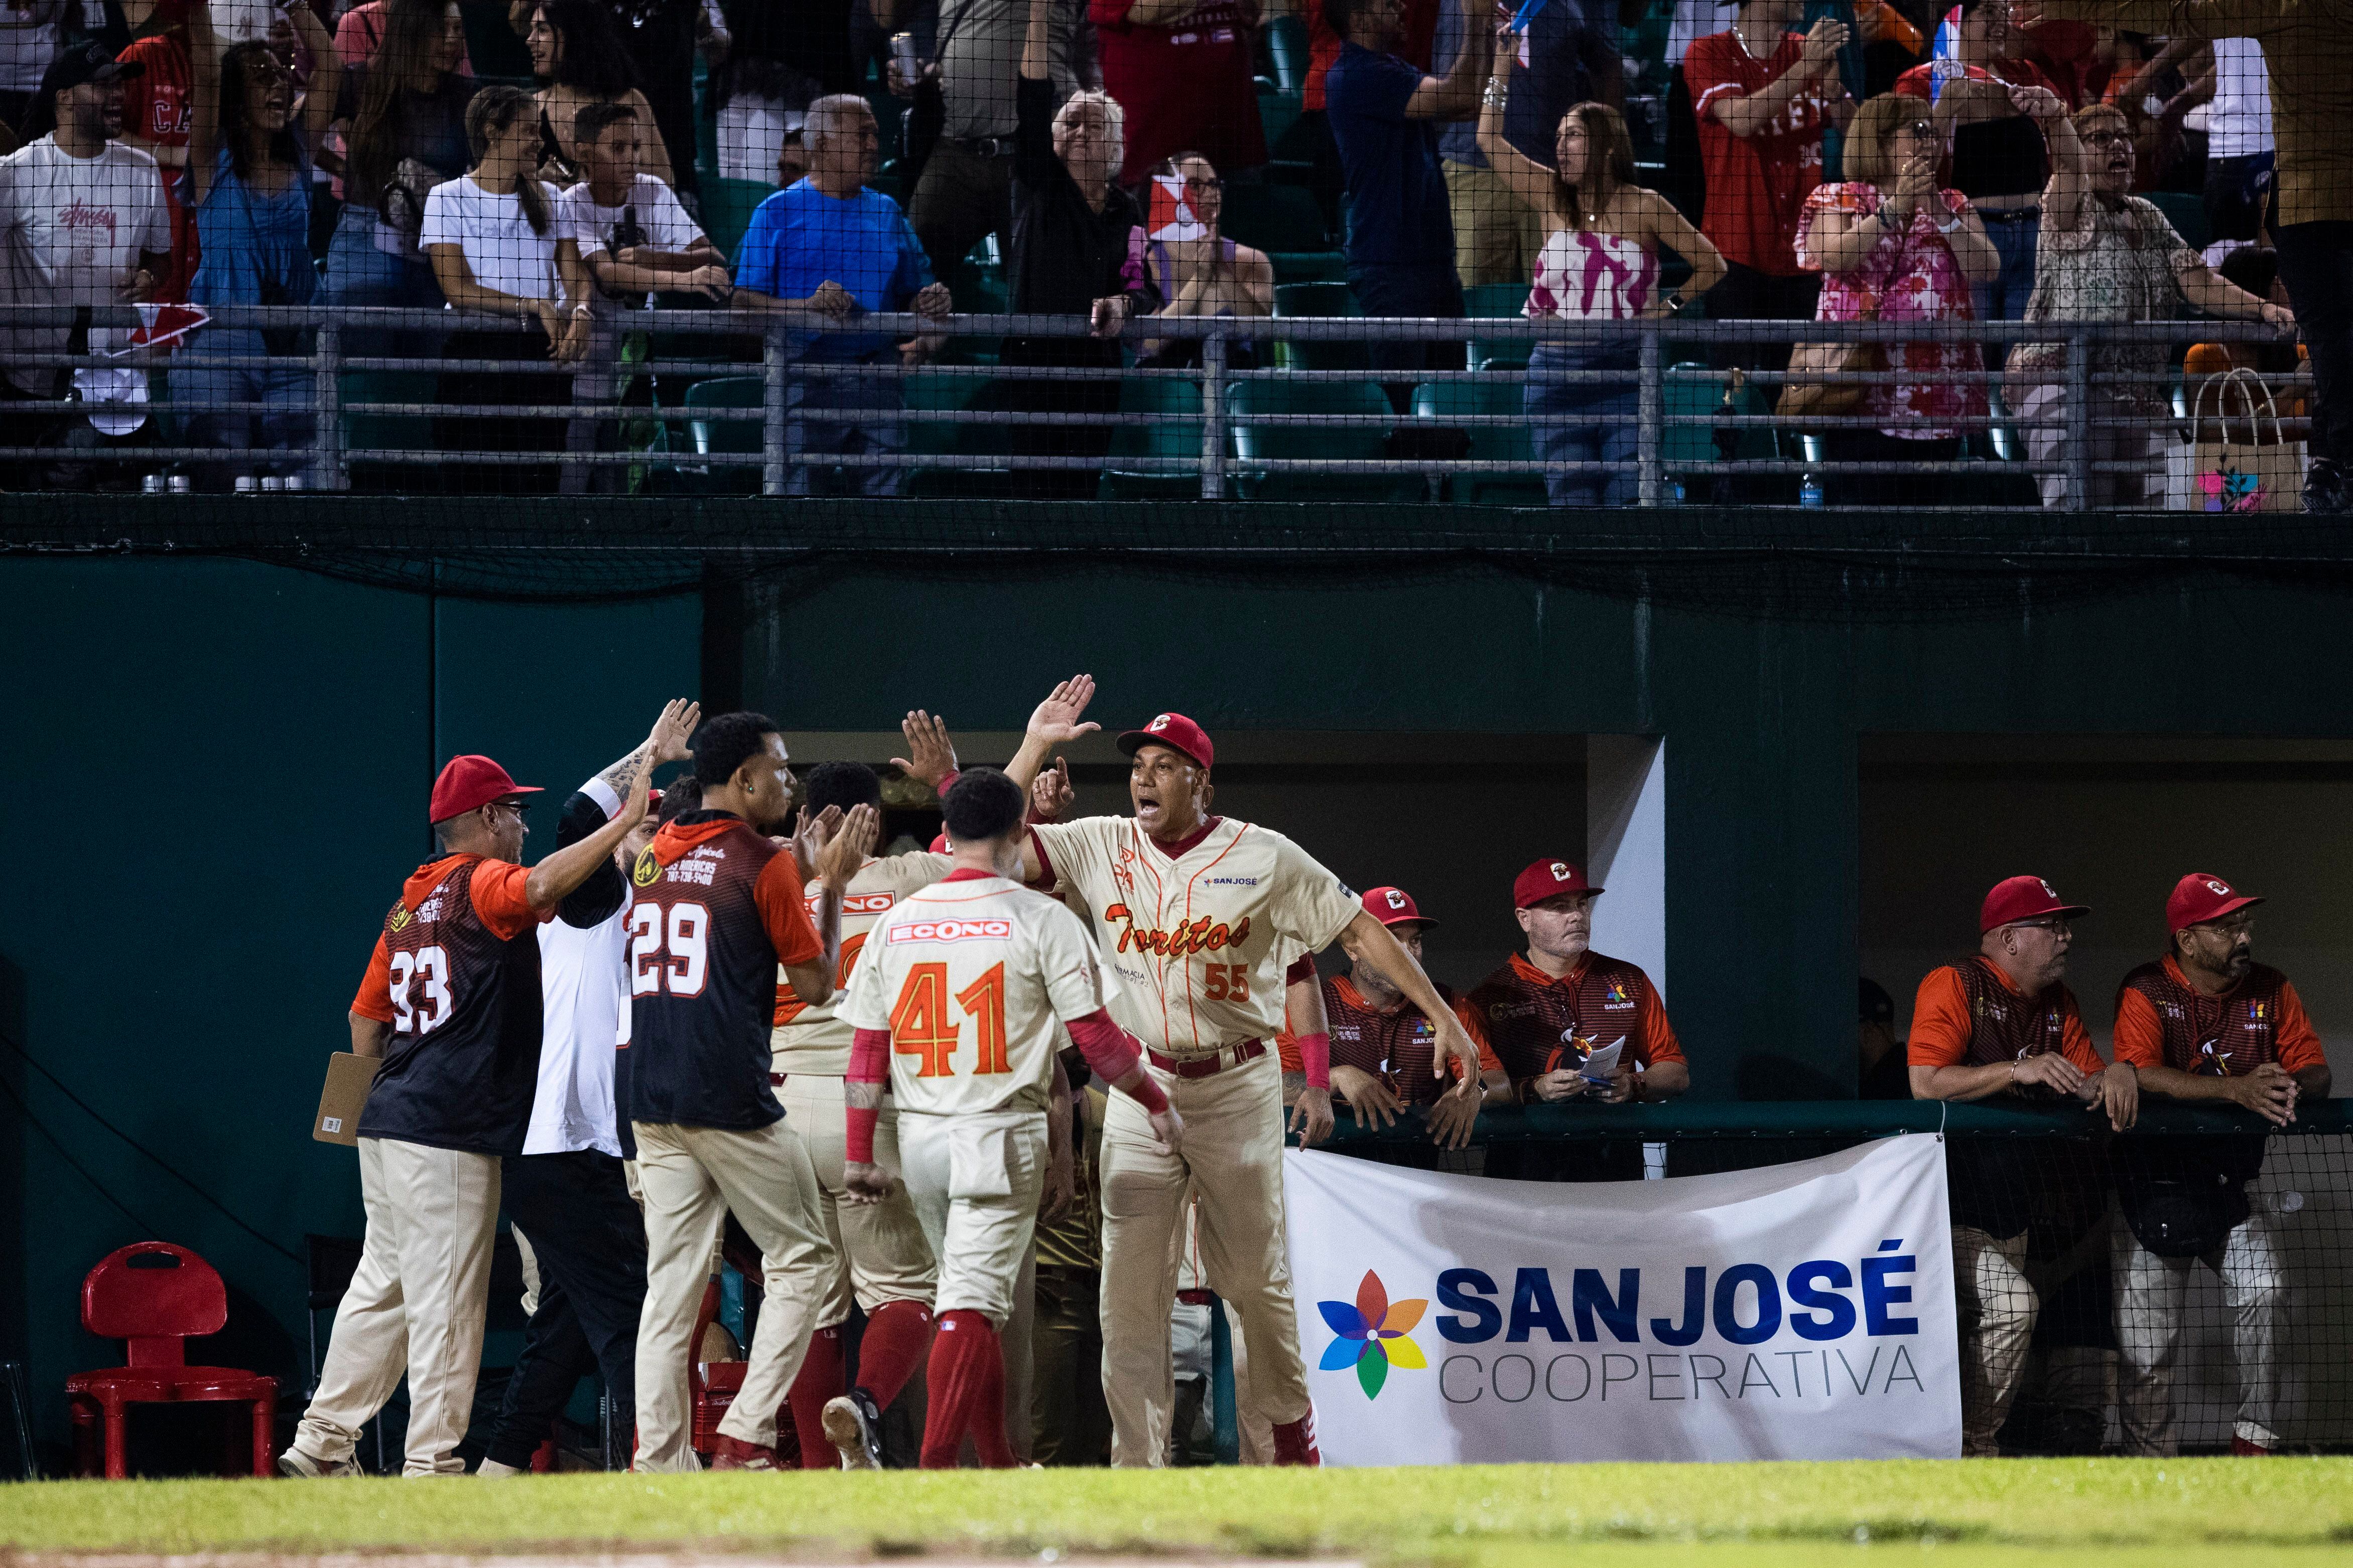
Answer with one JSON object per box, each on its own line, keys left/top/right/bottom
{"left": 1978, "top": 208, "right": 2038, "bottom": 222}
{"left": 1148, "top": 1039, "right": 1267, "bottom": 1079}
{"left": 769, "top": 1072, "right": 787, "bottom": 1087}
{"left": 952, "top": 135, "right": 1012, "bottom": 157}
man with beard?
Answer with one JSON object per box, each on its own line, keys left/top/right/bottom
{"left": 624, "top": 710, "right": 878, "bottom": 1470}
{"left": 2109, "top": 873, "right": 2329, "bottom": 1457}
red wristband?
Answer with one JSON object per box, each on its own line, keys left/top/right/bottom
{"left": 845, "top": 1102, "right": 879, "bottom": 1164}
{"left": 1294, "top": 1030, "right": 1331, "bottom": 1091}
{"left": 935, "top": 768, "right": 960, "bottom": 800}
{"left": 1128, "top": 1071, "right": 1169, "bottom": 1115}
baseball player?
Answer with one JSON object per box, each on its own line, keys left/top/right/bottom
{"left": 625, "top": 710, "right": 878, "bottom": 1471}
{"left": 1011, "top": 705, "right": 1482, "bottom": 1467}
{"left": 1278, "top": 887, "right": 1509, "bottom": 1153}
{"left": 838, "top": 769, "right": 1183, "bottom": 1468}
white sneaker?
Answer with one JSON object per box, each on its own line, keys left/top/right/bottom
{"left": 474, "top": 1458, "right": 528, "bottom": 1478}
{"left": 278, "top": 1445, "right": 361, "bottom": 1479}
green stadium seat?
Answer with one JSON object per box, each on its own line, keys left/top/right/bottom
{"left": 1659, "top": 362, "right": 1773, "bottom": 500}
{"left": 1264, "top": 14, "right": 1310, "bottom": 92}
{"left": 905, "top": 368, "right": 1015, "bottom": 498}
{"left": 1272, "top": 280, "right": 1366, "bottom": 371}
{"left": 704, "top": 178, "right": 779, "bottom": 267}
{"left": 1229, "top": 378, "right": 1421, "bottom": 502}
{"left": 1411, "top": 379, "right": 1545, "bottom": 505}
{"left": 682, "top": 375, "right": 763, "bottom": 494}
{"left": 340, "top": 370, "right": 438, "bottom": 464}
{"left": 1464, "top": 282, "right": 1530, "bottom": 318}
{"left": 1221, "top": 183, "right": 1329, "bottom": 255}
{"left": 2144, "top": 189, "right": 2210, "bottom": 255}
{"left": 1101, "top": 375, "right": 1206, "bottom": 500}
{"left": 1257, "top": 88, "right": 1303, "bottom": 159}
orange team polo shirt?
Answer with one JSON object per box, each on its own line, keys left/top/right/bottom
{"left": 1500, "top": 951, "right": 1686, "bottom": 1068}
{"left": 2111, "top": 953, "right": 2326, "bottom": 1075}
{"left": 1905, "top": 957, "right": 2105, "bottom": 1073}
{"left": 1276, "top": 973, "right": 1504, "bottom": 1074}
{"left": 351, "top": 855, "right": 544, "bottom": 1019}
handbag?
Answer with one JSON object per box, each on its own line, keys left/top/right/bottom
{"left": 1779, "top": 216, "right": 1901, "bottom": 422}
{"left": 2165, "top": 367, "right": 2305, "bottom": 513}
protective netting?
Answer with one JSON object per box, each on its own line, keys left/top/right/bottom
{"left": 0, "top": 0, "right": 2347, "bottom": 599}
{"left": 1324, "top": 1103, "right": 2353, "bottom": 1456}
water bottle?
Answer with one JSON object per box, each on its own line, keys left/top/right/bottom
{"left": 1799, "top": 472, "right": 1825, "bottom": 508}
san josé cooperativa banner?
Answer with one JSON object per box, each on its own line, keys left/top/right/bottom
{"left": 1283, "top": 1134, "right": 1961, "bottom": 1463}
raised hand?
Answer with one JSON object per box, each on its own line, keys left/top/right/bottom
{"left": 1799, "top": 16, "right": 1849, "bottom": 72}
{"left": 1031, "top": 756, "right": 1075, "bottom": 822}
{"left": 814, "top": 802, "right": 880, "bottom": 886}
{"left": 891, "top": 709, "right": 959, "bottom": 793}
{"left": 788, "top": 803, "right": 843, "bottom": 882}
{"left": 649, "top": 697, "right": 700, "bottom": 766}
{"left": 1027, "top": 673, "right": 1102, "bottom": 746}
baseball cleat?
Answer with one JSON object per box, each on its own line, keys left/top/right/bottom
{"left": 707, "top": 1434, "right": 782, "bottom": 1470}
{"left": 277, "top": 1445, "right": 360, "bottom": 1478}
{"left": 822, "top": 1388, "right": 886, "bottom": 1470}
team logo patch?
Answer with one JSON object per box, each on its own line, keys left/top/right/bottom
{"left": 631, "top": 850, "right": 661, "bottom": 887}
{"left": 1385, "top": 890, "right": 1408, "bottom": 911}
{"left": 1317, "top": 1269, "right": 1427, "bottom": 1400}
{"left": 1605, "top": 979, "right": 1630, "bottom": 1005}
{"left": 890, "top": 918, "right": 1013, "bottom": 943}
{"left": 388, "top": 906, "right": 411, "bottom": 932}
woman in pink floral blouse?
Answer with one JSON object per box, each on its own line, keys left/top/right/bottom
{"left": 1794, "top": 93, "right": 2003, "bottom": 506}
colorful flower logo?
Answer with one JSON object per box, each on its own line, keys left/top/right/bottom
{"left": 1605, "top": 979, "right": 1630, "bottom": 1004}
{"left": 1317, "top": 1270, "right": 1427, "bottom": 1399}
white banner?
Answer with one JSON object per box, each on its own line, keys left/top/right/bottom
{"left": 1283, "top": 1135, "right": 1960, "bottom": 1463}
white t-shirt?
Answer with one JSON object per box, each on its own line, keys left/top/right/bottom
{"left": 0, "top": 0, "right": 98, "bottom": 93}
{"left": 0, "top": 136, "right": 170, "bottom": 394}
{"left": 421, "top": 174, "right": 564, "bottom": 304}
{"left": 2207, "top": 38, "right": 2273, "bottom": 161}
{"left": 527, "top": 776, "right": 630, "bottom": 1158}
{"left": 841, "top": 873, "right": 1106, "bottom": 1117}
{"left": 556, "top": 173, "right": 707, "bottom": 313}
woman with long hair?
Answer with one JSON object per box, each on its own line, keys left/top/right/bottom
{"left": 1794, "top": 91, "right": 2001, "bottom": 507}
{"left": 1136, "top": 151, "right": 1273, "bottom": 369}
{"left": 181, "top": 0, "right": 340, "bottom": 480}
{"left": 324, "top": 0, "right": 474, "bottom": 349}
{"left": 421, "top": 84, "right": 587, "bottom": 492}
{"left": 1481, "top": 34, "right": 1724, "bottom": 507}
{"left": 525, "top": 0, "right": 668, "bottom": 187}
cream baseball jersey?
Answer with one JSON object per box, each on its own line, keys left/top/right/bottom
{"left": 771, "top": 850, "right": 953, "bottom": 1074}
{"left": 1027, "top": 816, "right": 1360, "bottom": 1055}
{"left": 840, "top": 872, "right": 1105, "bottom": 1116}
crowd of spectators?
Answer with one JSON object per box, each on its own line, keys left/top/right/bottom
{"left": 0, "top": 0, "right": 2340, "bottom": 503}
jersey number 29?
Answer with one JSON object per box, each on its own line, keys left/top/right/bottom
{"left": 629, "top": 901, "right": 710, "bottom": 997}
{"left": 889, "top": 961, "right": 1009, "bottom": 1077}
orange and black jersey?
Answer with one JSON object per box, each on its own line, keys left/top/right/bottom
{"left": 1277, "top": 974, "right": 1502, "bottom": 1106}
{"left": 624, "top": 810, "right": 822, "bottom": 1130}
{"left": 2113, "top": 954, "right": 2325, "bottom": 1078}
{"left": 351, "top": 854, "right": 551, "bottom": 1155}
{"left": 1467, "top": 951, "right": 1683, "bottom": 1096}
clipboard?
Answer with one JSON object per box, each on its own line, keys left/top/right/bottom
{"left": 313, "top": 1052, "right": 381, "bottom": 1145}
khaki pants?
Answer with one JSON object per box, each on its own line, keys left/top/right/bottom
{"left": 1953, "top": 1225, "right": 2036, "bottom": 1457}
{"left": 294, "top": 1136, "right": 501, "bottom": 1476}
{"left": 1173, "top": 1195, "right": 1273, "bottom": 1463}
{"left": 778, "top": 1073, "right": 938, "bottom": 1326}
{"left": 1446, "top": 162, "right": 1546, "bottom": 290}
{"left": 1100, "top": 1051, "right": 1309, "bottom": 1467}
{"left": 2112, "top": 1206, "right": 2283, "bottom": 1455}
{"left": 629, "top": 1116, "right": 837, "bottom": 1469}
{"left": 899, "top": 1108, "right": 1048, "bottom": 1327}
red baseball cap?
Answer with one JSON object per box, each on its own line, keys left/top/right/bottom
{"left": 2167, "top": 873, "right": 2262, "bottom": 932}
{"left": 1362, "top": 886, "right": 1435, "bottom": 928}
{"left": 429, "top": 755, "right": 542, "bottom": 824}
{"left": 1118, "top": 711, "right": 1214, "bottom": 770}
{"left": 930, "top": 830, "right": 952, "bottom": 852}
{"left": 1979, "top": 875, "right": 2089, "bottom": 933}
{"left": 1513, "top": 859, "right": 1602, "bottom": 909}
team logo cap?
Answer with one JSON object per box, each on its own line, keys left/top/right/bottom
{"left": 1512, "top": 858, "right": 1603, "bottom": 909}
{"left": 2166, "top": 872, "right": 2263, "bottom": 933}
{"left": 1979, "top": 874, "right": 2090, "bottom": 933}
{"left": 1360, "top": 886, "right": 1435, "bottom": 929}
{"left": 429, "top": 754, "right": 543, "bottom": 824}
{"left": 1117, "top": 711, "right": 1214, "bottom": 770}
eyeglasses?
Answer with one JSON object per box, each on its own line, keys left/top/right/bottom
{"left": 2082, "top": 130, "right": 2132, "bottom": 148}
{"left": 1184, "top": 176, "right": 1223, "bottom": 193}
{"left": 1898, "top": 120, "right": 1935, "bottom": 137}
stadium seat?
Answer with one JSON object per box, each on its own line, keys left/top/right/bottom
{"left": 2144, "top": 189, "right": 2210, "bottom": 255}
{"left": 1230, "top": 378, "right": 1422, "bottom": 501}
{"left": 704, "top": 178, "right": 780, "bottom": 267}
{"left": 1272, "top": 281, "right": 1366, "bottom": 371}
{"left": 1219, "top": 185, "right": 1340, "bottom": 283}
{"left": 1264, "top": 14, "right": 1310, "bottom": 91}
{"left": 1411, "top": 379, "right": 1546, "bottom": 505}
{"left": 906, "top": 368, "right": 1016, "bottom": 498}
{"left": 1463, "top": 282, "right": 1530, "bottom": 318}
{"left": 683, "top": 375, "right": 764, "bottom": 494}
{"left": 65, "top": 1242, "right": 276, "bottom": 1479}
{"left": 1257, "top": 88, "right": 1303, "bottom": 158}
{"left": 1662, "top": 362, "right": 1775, "bottom": 496}
{"left": 1101, "top": 374, "right": 1206, "bottom": 500}
{"left": 340, "top": 370, "right": 438, "bottom": 475}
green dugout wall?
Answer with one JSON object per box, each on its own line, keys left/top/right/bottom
{"left": 5, "top": 505, "right": 2353, "bottom": 1459}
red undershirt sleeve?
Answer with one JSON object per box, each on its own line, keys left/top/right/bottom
{"left": 1068, "top": 1009, "right": 1167, "bottom": 1113}
{"left": 845, "top": 1026, "right": 891, "bottom": 1163}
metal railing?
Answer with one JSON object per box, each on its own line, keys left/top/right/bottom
{"left": 0, "top": 304, "right": 2306, "bottom": 507}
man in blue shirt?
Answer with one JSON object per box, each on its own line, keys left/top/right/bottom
{"left": 1325, "top": 0, "right": 1488, "bottom": 392}
{"left": 734, "top": 96, "right": 953, "bottom": 496}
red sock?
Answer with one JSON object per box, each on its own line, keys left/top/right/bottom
{"left": 920, "top": 1309, "right": 1014, "bottom": 1469}
{"left": 787, "top": 1325, "right": 847, "bottom": 1469}
{"left": 856, "top": 1300, "right": 936, "bottom": 1411}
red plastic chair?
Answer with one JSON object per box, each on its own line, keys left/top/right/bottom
{"left": 688, "top": 1275, "right": 796, "bottom": 1466}
{"left": 64, "top": 1242, "right": 278, "bottom": 1478}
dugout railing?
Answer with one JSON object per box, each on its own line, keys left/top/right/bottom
{"left": 1299, "top": 1098, "right": 2353, "bottom": 1457}
{"left": 0, "top": 305, "right": 2307, "bottom": 508}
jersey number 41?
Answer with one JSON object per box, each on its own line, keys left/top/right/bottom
{"left": 890, "top": 961, "right": 1010, "bottom": 1078}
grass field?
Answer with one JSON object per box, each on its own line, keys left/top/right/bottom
{"left": 3, "top": 1460, "right": 2349, "bottom": 1568}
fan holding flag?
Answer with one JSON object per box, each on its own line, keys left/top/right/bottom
{"left": 1134, "top": 153, "right": 1273, "bottom": 368}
